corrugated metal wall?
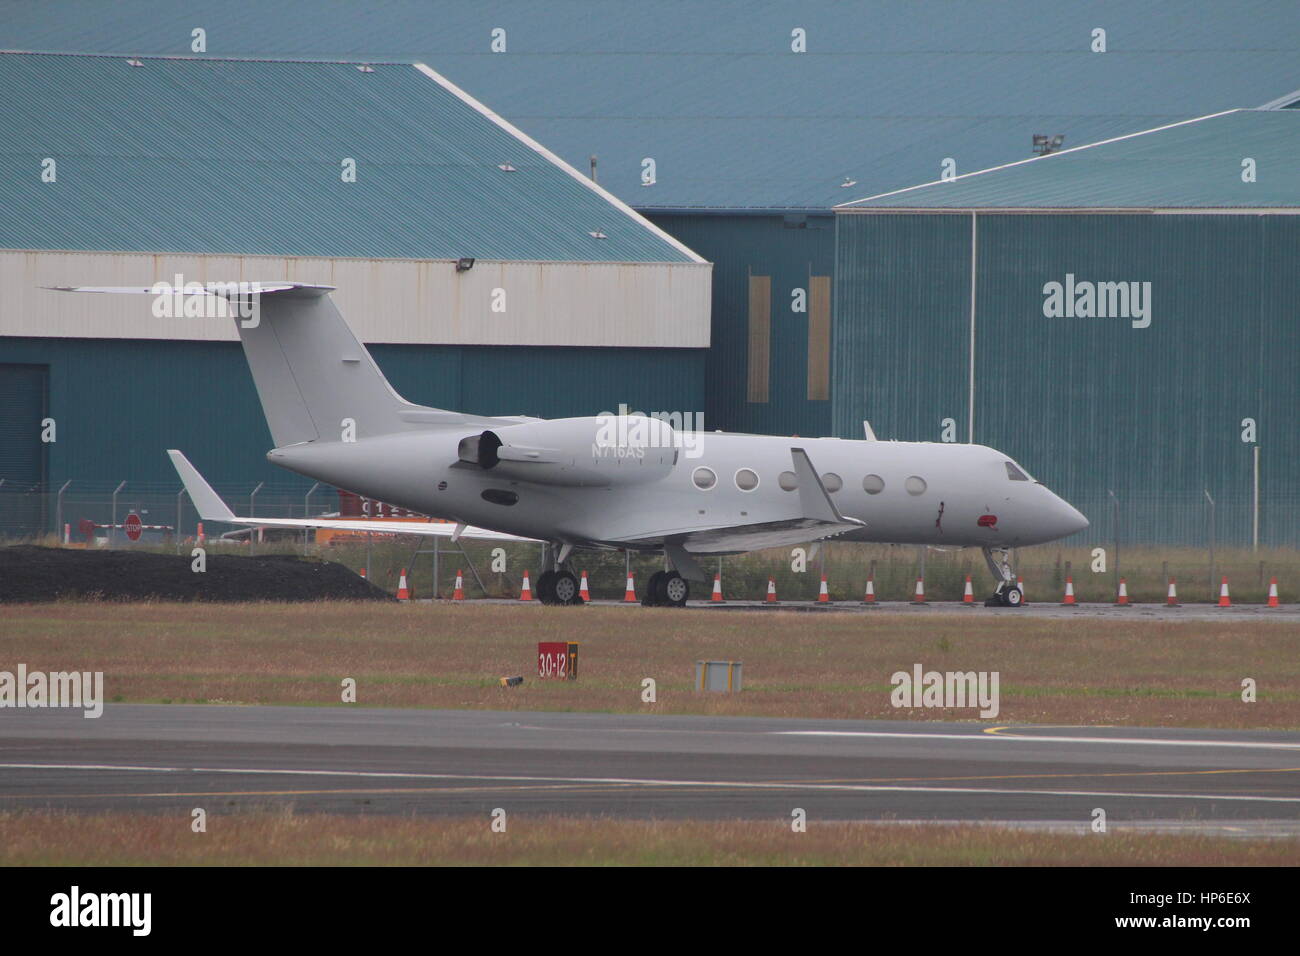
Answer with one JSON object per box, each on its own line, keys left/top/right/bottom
{"left": 0, "top": 251, "right": 711, "bottom": 349}
{"left": 834, "top": 211, "right": 1300, "bottom": 547}
{"left": 650, "top": 214, "right": 835, "bottom": 437}
{"left": 0, "top": 337, "right": 704, "bottom": 500}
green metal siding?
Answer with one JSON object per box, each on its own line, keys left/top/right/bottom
{"left": 833, "top": 212, "right": 1299, "bottom": 546}
{"left": 650, "top": 214, "right": 835, "bottom": 437}
{"left": 0, "top": 337, "right": 704, "bottom": 494}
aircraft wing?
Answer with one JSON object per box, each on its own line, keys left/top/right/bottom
{"left": 614, "top": 448, "right": 864, "bottom": 553}
{"left": 168, "top": 450, "right": 539, "bottom": 543}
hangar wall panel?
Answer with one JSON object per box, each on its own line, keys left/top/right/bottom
{"left": 0, "top": 338, "right": 706, "bottom": 497}
{"left": 833, "top": 211, "right": 1299, "bottom": 547}
{"left": 650, "top": 215, "right": 834, "bottom": 437}
{"left": 0, "top": 251, "right": 711, "bottom": 348}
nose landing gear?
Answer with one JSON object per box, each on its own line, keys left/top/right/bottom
{"left": 982, "top": 546, "right": 1024, "bottom": 608}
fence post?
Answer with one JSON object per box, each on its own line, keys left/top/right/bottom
{"left": 56, "top": 480, "right": 71, "bottom": 544}
{"left": 1205, "top": 489, "right": 1216, "bottom": 601}
{"left": 111, "top": 481, "right": 126, "bottom": 546}
{"left": 176, "top": 487, "right": 185, "bottom": 552}
{"left": 1107, "top": 490, "right": 1120, "bottom": 596}
{"left": 304, "top": 481, "right": 320, "bottom": 548}
{"left": 249, "top": 481, "right": 264, "bottom": 554}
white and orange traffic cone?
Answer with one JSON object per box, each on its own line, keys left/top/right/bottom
{"left": 579, "top": 570, "right": 591, "bottom": 602}
{"left": 623, "top": 572, "right": 637, "bottom": 602}
{"left": 452, "top": 569, "right": 464, "bottom": 601}
{"left": 1165, "top": 577, "right": 1179, "bottom": 607}
{"left": 519, "top": 570, "right": 533, "bottom": 601}
{"left": 766, "top": 577, "right": 779, "bottom": 604}
{"left": 1217, "top": 576, "right": 1231, "bottom": 608}
{"left": 396, "top": 568, "right": 412, "bottom": 602}
{"left": 1115, "top": 578, "right": 1130, "bottom": 606}
{"left": 817, "top": 573, "right": 830, "bottom": 603}
{"left": 1016, "top": 575, "right": 1028, "bottom": 605}
{"left": 711, "top": 573, "right": 724, "bottom": 603}
{"left": 1061, "top": 576, "right": 1077, "bottom": 606}
{"left": 359, "top": 567, "right": 367, "bottom": 580}
{"left": 961, "top": 575, "right": 975, "bottom": 606}
{"left": 862, "top": 575, "right": 877, "bottom": 606}
{"left": 911, "top": 576, "right": 927, "bottom": 605}
{"left": 1267, "top": 577, "right": 1280, "bottom": 608}
{"left": 197, "top": 522, "right": 205, "bottom": 545}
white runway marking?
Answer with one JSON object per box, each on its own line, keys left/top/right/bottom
{"left": 1, "top": 762, "right": 1298, "bottom": 803}
{"left": 774, "top": 731, "right": 1300, "bottom": 751}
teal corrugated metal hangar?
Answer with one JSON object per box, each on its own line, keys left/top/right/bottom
{"left": 5, "top": 0, "right": 1299, "bottom": 443}
{"left": 834, "top": 110, "right": 1300, "bottom": 547}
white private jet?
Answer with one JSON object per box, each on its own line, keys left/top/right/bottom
{"left": 54, "top": 283, "right": 1088, "bottom": 607}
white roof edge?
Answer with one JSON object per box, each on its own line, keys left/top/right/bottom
{"left": 1258, "top": 87, "right": 1300, "bottom": 110}
{"left": 411, "top": 61, "right": 707, "bottom": 265}
{"left": 835, "top": 109, "right": 1242, "bottom": 209}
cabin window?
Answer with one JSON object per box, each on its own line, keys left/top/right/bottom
{"left": 735, "top": 468, "right": 759, "bottom": 491}
{"left": 862, "top": 474, "right": 884, "bottom": 494}
{"left": 778, "top": 471, "right": 798, "bottom": 491}
{"left": 905, "top": 476, "right": 927, "bottom": 496}
{"left": 821, "top": 472, "right": 842, "bottom": 492}
{"left": 692, "top": 467, "right": 717, "bottom": 490}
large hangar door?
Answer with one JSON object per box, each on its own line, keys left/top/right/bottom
{"left": 0, "top": 363, "right": 49, "bottom": 537}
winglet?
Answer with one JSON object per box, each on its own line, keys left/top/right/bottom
{"left": 168, "top": 450, "right": 236, "bottom": 522}
{"left": 791, "top": 448, "right": 859, "bottom": 526}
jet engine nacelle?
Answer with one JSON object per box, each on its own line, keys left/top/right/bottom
{"left": 457, "top": 416, "right": 679, "bottom": 487}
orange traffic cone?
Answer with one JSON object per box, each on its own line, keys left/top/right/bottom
{"left": 396, "top": 568, "right": 412, "bottom": 602}
{"left": 1166, "top": 577, "right": 1179, "bottom": 607}
{"left": 1217, "top": 576, "right": 1231, "bottom": 608}
{"left": 519, "top": 570, "right": 533, "bottom": 601}
{"left": 711, "top": 573, "right": 724, "bottom": 603}
{"left": 452, "top": 569, "right": 465, "bottom": 601}
{"left": 1115, "top": 578, "right": 1130, "bottom": 606}
{"left": 1267, "top": 577, "right": 1280, "bottom": 608}
{"left": 197, "top": 522, "right": 205, "bottom": 545}
{"left": 1017, "top": 575, "right": 1028, "bottom": 605}
{"left": 766, "top": 577, "right": 779, "bottom": 603}
{"left": 359, "top": 567, "right": 367, "bottom": 579}
{"left": 579, "top": 570, "right": 591, "bottom": 602}
{"left": 1061, "top": 576, "right": 1077, "bottom": 606}
{"left": 817, "top": 574, "right": 830, "bottom": 603}
{"left": 862, "top": 575, "right": 877, "bottom": 606}
{"left": 623, "top": 572, "right": 637, "bottom": 602}
{"left": 962, "top": 575, "right": 975, "bottom": 606}
{"left": 911, "top": 576, "right": 927, "bottom": 605}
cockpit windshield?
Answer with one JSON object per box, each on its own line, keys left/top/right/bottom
{"left": 1005, "top": 461, "right": 1032, "bottom": 482}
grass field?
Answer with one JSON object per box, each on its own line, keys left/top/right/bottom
{"left": 2, "top": 811, "right": 1295, "bottom": 866}
{"left": 6, "top": 601, "right": 1297, "bottom": 727}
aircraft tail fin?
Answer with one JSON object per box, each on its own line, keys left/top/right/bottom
{"left": 50, "top": 282, "right": 487, "bottom": 446}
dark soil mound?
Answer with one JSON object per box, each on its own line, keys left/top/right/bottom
{"left": 0, "top": 545, "right": 393, "bottom": 603}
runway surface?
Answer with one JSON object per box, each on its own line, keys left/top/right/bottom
{"left": 2, "top": 705, "right": 1299, "bottom": 832}
{"left": 482, "top": 598, "right": 1300, "bottom": 620}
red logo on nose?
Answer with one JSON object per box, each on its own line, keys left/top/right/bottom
{"left": 977, "top": 514, "right": 998, "bottom": 528}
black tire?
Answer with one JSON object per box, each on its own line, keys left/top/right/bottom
{"left": 661, "top": 572, "right": 690, "bottom": 607}
{"left": 551, "top": 570, "right": 581, "bottom": 606}
{"left": 642, "top": 570, "right": 666, "bottom": 606}
{"left": 536, "top": 570, "right": 558, "bottom": 605}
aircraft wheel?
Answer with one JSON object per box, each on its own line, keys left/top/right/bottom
{"left": 642, "top": 571, "right": 667, "bottom": 606}
{"left": 1002, "top": 585, "right": 1024, "bottom": 608}
{"left": 551, "top": 570, "right": 583, "bottom": 606}
{"left": 536, "top": 570, "right": 558, "bottom": 605}
{"left": 661, "top": 572, "right": 690, "bottom": 607}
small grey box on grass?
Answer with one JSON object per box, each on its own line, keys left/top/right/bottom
{"left": 696, "top": 660, "right": 742, "bottom": 692}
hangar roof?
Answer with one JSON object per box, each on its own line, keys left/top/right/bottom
{"left": 837, "top": 109, "right": 1300, "bottom": 210}
{"left": 3, "top": 1, "right": 1300, "bottom": 210}
{"left": 0, "top": 51, "right": 700, "bottom": 261}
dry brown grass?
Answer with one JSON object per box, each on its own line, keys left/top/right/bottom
{"left": 1, "top": 810, "right": 1295, "bottom": 866}
{"left": 4, "top": 602, "right": 1298, "bottom": 728}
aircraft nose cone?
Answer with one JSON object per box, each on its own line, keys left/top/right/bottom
{"left": 1053, "top": 496, "right": 1089, "bottom": 538}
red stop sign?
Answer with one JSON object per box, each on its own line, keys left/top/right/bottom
{"left": 124, "top": 513, "right": 142, "bottom": 542}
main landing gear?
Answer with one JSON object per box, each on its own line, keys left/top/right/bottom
{"left": 981, "top": 546, "right": 1024, "bottom": 608}
{"left": 535, "top": 546, "right": 585, "bottom": 606}
{"left": 642, "top": 570, "right": 690, "bottom": 608}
